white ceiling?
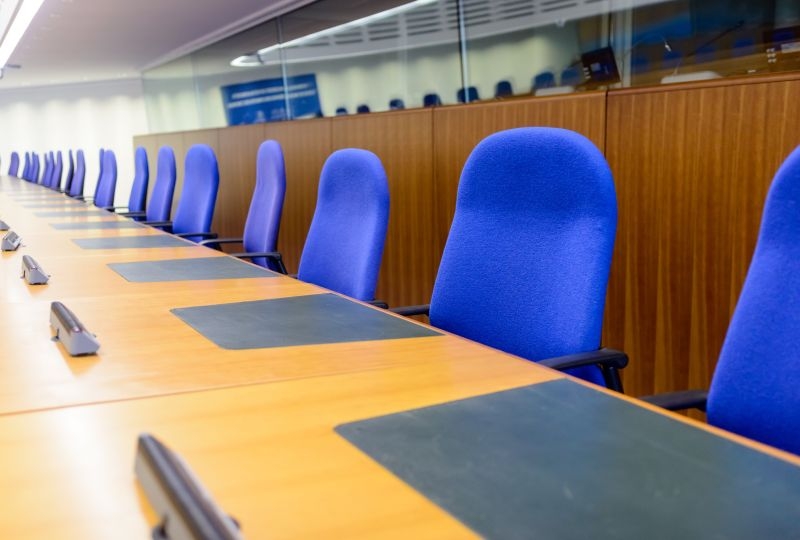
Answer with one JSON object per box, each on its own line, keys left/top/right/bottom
{"left": 0, "top": 0, "right": 314, "bottom": 89}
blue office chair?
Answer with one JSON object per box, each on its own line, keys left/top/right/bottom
{"left": 335, "top": 107, "right": 348, "bottom": 116}
{"left": 389, "top": 98, "right": 405, "bottom": 110}
{"left": 63, "top": 150, "right": 74, "bottom": 194}
{"left": 200, "top": 140, "right": 286, "bottom": 271}
{"left": 146, "top": 144, "right": 218, "bottom": 243}
{"left": 457, "top": 86, "right": 479, "bottom": 103}
{"left": 495, "top": 80, "right": 513, "bottom": 98}
{"left": 423, "top": 93, "right": 442, "bottom": 107}
{"left": 42, "top": 153, "right": 52, "bottom": 187}
{"left": 92, "top": 148, "right": 104, "bottom": 201}
{"left": 94, "top": 149, "right": 117, "bottom": 208}
{"left": 643, "top": 145, "right": 800, "bottom": 454}
{"left": 110, "top": 147, "right": 149, "bottom": 215}
{"left": 8, "top": 152, "right": 19, "bottom": 177}
{"left": 68, "top": 150, "right": 87, "bottom": 198}
{"left": 124, "top": 146, "right": 176, "bottom": 222}
{"left": 31, "top": 153, "right": 40, "bottom": 183}
{"left": 22, "top": 152, "right": 30, "bottom": 180}
{"left": 356, "top": 104, "right": 371, "bottom": 114}
{"left": 391, "top": 128, "right": 626, "bottom": 390}
{"left": 52, "top": 151, "right": 63, "bottom": 191}
{"left": 532, "top": 71, "right": 556, "bottom": 92}
{"left": 560, "top": 67, "right": 583, "bottom": 87}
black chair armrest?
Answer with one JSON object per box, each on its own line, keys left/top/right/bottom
{"left": 118, "top": 211, "right": 146, "bottom": 217}
{"left": 639, "top": 390, "right": 708, "bottom": 412}
{"left": 539, "top": 348, "right": 629, "bottom": 393}
{"left": 174, "top": 232, "right": 217, "bottom": 241}
{"left": 143, "top": 220, "right": 173, "bottom": 231}
{"left": 103, "top": 206, "right": 131, "bottom": 213}
{"left": 229, "top": 251, "right": 287, "bottom": 274}
{"left": 367, "top": 300, "right": 389, "bottom": 309}
{"left": 74, "top": 195, "right": 93, "bottom": 202}
{"left": 389, "top": 304, "right": 430, "bottom": 317}
{"left": 198, "top": 237, "right": 244, "bottom": 248}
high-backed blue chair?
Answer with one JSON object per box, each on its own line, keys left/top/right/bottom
{"left": 94, "top": 150, "right": 117, "bottom": 208}
{"left": 31, "top": 153, "right": 40, "bottom": 183}
{"left": 356, "top": 104, "right": 370, "bottom": 114}
{"left": 68, "top": 150, "right": 86, "bottom": 198}
{"left": 391, "top": 128, "right": 626, "bottom": 389}
{"left": 335, "top": 107, "right": 348, "bottom": 116}
{"left": 560, "top": 67, "right": 583, "bottom": 87}
{"left": 532, "top": 71, "right": 556, "bottom": 92}
{"left": 423, "top": 93, "right": 442, "bottom": 107}
{"left": 92, "top": 148, "right": 104, "bottom": 201}
{"left": 8, "top": 152, "right": 19, "bottom": 177}
{"left": 200, "top": 140, "right": 286, "bottom": 271}
{"left": 495, "top": 80, "right": 513, "bottom": 98}
{"left": 22, "top": 152, "right": 30, "bottom": 180}
{"left": 145, "top": 144, "right": 218, "bottom": 243}
{"left": 389, "top": 98, "right": 405, "bottom": 110}
{"left": 52, "top": 151, "right": 63, "bottom": 191}
{"left": 110, "top": 147, "right": 149, "bottom": 215}
{"left": 63, "top": 150, "right": 74, "bottom": 194}
{"left": 42, "top": 153, "right": 52, "bottom": 187}
{"left": 643, "top": 145, "right": 800, "bottom": 454}
{"left": 124, "top": 146, "right": 176, "bottom": 222}
{"left": 457, "top": 86, "right": 479, "bottom": 103}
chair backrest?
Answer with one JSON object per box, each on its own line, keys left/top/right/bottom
{"left": 560, "top": 67, "right": 583, "bottom": 87}
{"left": 128, "top": 147, "right": 149, "bottom": 213}
{"left": 69, "top": 150, "right": 86, "bottom": 197}
{"left": 335, "top": 107, "right": 348, "bottom": 116}
{"left": 297, "top": 148, "right": 389, "bottom": 301}
{"left": 8, "top": 152, "right": 19, "bottom": 176}
{"left": 532, "top": 71, "right": 556, "bottom": 91}
{"left": 32, "top": 153, "right": 40, "bottom": 183}
{"left": 172, "top": 144, "right": 219, "bottom": 241}
{"left": 243, "top": 140, "right": 286, "bottom": 269}
{"left": 64, "top": 150, "right": 74, "bottom": 194}
{"left": 94, "top": 149, "right": 117, "bottom": 208}
{"left": 42, "top": 153, "right": 52, "bottom": 187}
{"left": 423, "top": 93, "right": 442, "bottom": 107}
{"left": 389, "top": 98, "right": 405, "bottom": 110}
{"left": 53, "top": 151, "right": 63, "bottom": 190}
{"left": 356, "top": 104, "right": 370, "bottom": 114}
{"left": 22, "top": 152, "right": 30, "bottom": 180}
{"left": 146, "top": 146, "right": 177, "bottom": 222}
{"left": 495, "top": 80, "right": 513, "bottom": 97}
{"left": 706, "top": 145, "right": 800, "bottom": 454}
{"left": 429, "top": 127, "right": 617, "bottom": 386}
{"left": 94, "top": 148, "right": 104, "bottom": 199}
{"left": 457, "top": 86, "right": 479, "bottom": 103}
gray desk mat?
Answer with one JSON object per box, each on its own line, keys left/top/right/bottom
{"left": 51, "top": 221, "right": 143, "bottom": 230}
{"left": 336, "top": 379, "right": 800, "bottom": 540}
{"left": 73, "top": 235, "right": 191, "bottom": 249}
{"left": 172, "top": 293, "right": 441, "bottom": 350}
{"left": 25, "top": 202, "right": 86, "bottom": 208}
{"left": 35, "top": 209, "right": 109, "bottom": 217}
{"left": 108, "top": 256, "right": 277, "bottom": 282}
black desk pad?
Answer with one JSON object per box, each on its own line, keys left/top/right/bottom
{"left": 35, "top": 209, "right": 109, "bottom": 217}
{"left": 336, "top": 379, "right": 800, "bottom": 539}
{"left": 108, "top": 256, "right": 277, "bottom": 282}
{"left": 73, "top": 236, "right": 191, "bottom": 249}
{"left": 51, "top": 221, "right": 143, "bottom": 230}
{"left": 171, "top": 293, "right": 441, "bottom": 349}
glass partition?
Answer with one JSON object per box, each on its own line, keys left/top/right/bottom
{"left": 141, "top": 0, "right": 800, "bottom": 131}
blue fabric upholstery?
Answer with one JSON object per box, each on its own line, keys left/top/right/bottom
{"left": 146, "top": 146, "right": 177, "bottom": 222}
{"left": 172, "top": 144, "right": 219, "bottom": 242}
{"left": 495, "top": 80, "right": 513, "bottom": 97}
{"left": 532, "top": 72, "right": 556, "bottom": 91}
{"left": 356, "top": 104, "right": 371, "bottom": 114}
{"left": 22, "top": 152, "right": 30, "bottom": 180}
{"left": 457, "top": 86, "right": 479, "bottom": 103}
{"left": 389, "top": 98, "right": 405, "bottom": 110}
{"left": 128, "top": 147, "right": 149, "bottom": 213}
{"left": 42, "top": 153, "right": 52, "bottom": 187}
{"left": 298, "top": 149, "right": 389, "bottom": 301}
{"left": 560, "top": 67, "right": 583, "bottom": 87}
{"left": 31, "top": 153, "right": 40, "bottom": 183}
{"left": 335, "top": 107, "right": 348, "bottom": 116}
{"left": 94, "top": 150, "right": 117, "bottom": 208}
{"left": 8, "top": 152, "right": 19, "bottom": 177}
{"left": 242, "top": 140, "right": 286, "bottom": 269}
{"left": 53, "top": 151, "right": 63, "bottom": 190}
{"left": 93, "top": 148, "right": 104, "bottom": 200}
{"left": 64, "top": 150, "right": 74, "bottom": 194}
{"left": 707, "top": 145, "right": 800, "bottom": 454}
{"left": 69, "top": 150, "right": 86, "bottom": 198}
{"left": 423, "top": 93, "right": 442, "bottom": 107}
{"left": 429, "top": 127, "right": 617, "bottom": 385}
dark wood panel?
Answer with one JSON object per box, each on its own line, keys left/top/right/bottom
{"left": 431, "top": 93, "right": 608, "bottom": 266}
{"left": 331, "top": 110, "right": 436, "bottom": 307}
{"left": 605, "top": 78, "right": 800, "bottom": 400}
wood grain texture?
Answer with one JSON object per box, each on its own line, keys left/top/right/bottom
{"left": 604, "top": 76, "right": 800, "bottom": 399}
{"left": 216, "top": 123, "right": 266, "bottom": 240}
{"left": 331, "top": 110, "right": 436, "bottom": 307}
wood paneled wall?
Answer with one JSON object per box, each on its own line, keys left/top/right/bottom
{"left": 133, "top": 73, "right": 800, "bottom": 399}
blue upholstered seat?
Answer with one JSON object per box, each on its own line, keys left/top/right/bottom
{"left": 69, "top": 150, "right": 86, "bottom": 198}
{"left": 8, "top": 152, "right": 19, "bottom": 177}
{"left": 126, "top": 147, "right": 149, "bottom": 213}
{"left": 93, "top": 148, "right": 104, "bottom": 201}
{"left": 200, "top": 140, "right": 286, "bottom": 271}
{"left": 164, "top": 145, "right": 219, "bottom": 243}
{"left": 140, "top": 146, "right": 177, "bottom": 223}
{"left": 532, "top": 71, "right": 556, "bottom": 92}
{"left": 22, "top": 152, "right": 30, "bottom": 180}
{"left": 335, "top": 107, "right": 348, "bottom": 116}
{"left": 395, "top": 127, "right": 623, "bottom": 388}
{"left": 560, "top": 67, "right": 583, "bottom": 87}
{"left": 495, "top": 80, "right": 513, "bottom": 98}
{"left": 42, "top": 153, "right": 52, "bottom": 187}
{"left": 63, "top": 150, "right": 74, "bottom": 194}
{"left": 31, "top": 153, "right": 40, "bottom": 183}
{"left": 423, "top": 93, "right": 442, "bottom": 107}
{"left": 356, "top": 104, "right": 371, "bottom": 114}
{"left": 94, "top": 150, "right": 117, "bottom": 208}
{"left": 389, "top": 98, "right": 405, "bottom": 110}
{"left": 457, "top": 86, "right": 479, "bottom": 103}
{"left": 52, "top": 151, "right": 63, "bottom": 191}
{"left": 296, "top": 149, "right": 389, "bottom": 301}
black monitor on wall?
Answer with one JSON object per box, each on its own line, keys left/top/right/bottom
{"left": 581, "top": 46, "right": 621, "bottom": 86}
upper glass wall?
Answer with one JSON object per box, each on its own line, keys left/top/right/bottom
{"left": 142, "top": 0, "right": 800, "bottom": 131}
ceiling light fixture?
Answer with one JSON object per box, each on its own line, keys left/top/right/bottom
{"left": 0, "top": 0, "right": 44, "bottom": 68}
{"left": 231, "top": 0, "right": 437, "bottom": 67}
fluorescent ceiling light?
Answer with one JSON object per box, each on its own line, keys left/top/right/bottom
{"left": 0, "top": 0, "right": 45, "bottom": 68}
{"left": 231, "top": 0, "right": 436, "bottom": 67}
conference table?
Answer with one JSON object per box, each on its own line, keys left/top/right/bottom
{"left": 1, "top": 174, "right": 799, "bottom": 539}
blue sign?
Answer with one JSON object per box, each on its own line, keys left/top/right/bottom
{"left": 221, "top": 74, "right": 321, "bottom": 125}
